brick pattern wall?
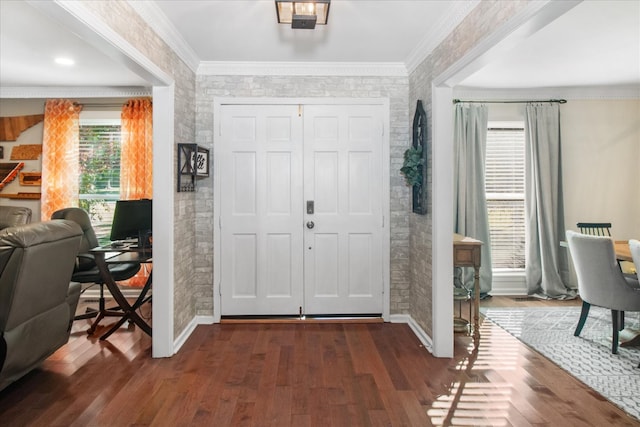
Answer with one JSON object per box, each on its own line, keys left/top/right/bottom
{"left": 407, "top": 0, "right": 531, "bottom": 336}
{"left": 195, "top": 75, "right": 412, "bottom": 316}
{"left": 79, "top": 0, "right": 197, "bottom": 338}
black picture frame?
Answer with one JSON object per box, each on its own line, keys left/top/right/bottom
{"left": 412, "top": 100, "right": 427, "bottom": 214}
{"left": 177, "top": 143, "right": 197, "bottom": 192}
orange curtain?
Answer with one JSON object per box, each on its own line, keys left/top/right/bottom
{"left": 120, "top": 98, "right": 153, "bottom": 287}
{"left": 120, "top": 98, "right": 153, "bottom": 199}
{"left": 41, "top": 99, "right": 82, "bottom": 221}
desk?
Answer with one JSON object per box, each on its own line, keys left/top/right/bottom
{"left": 91, "top": 245, "right": 152, "bottom": 340}
{"left": 453, "top": 234, "right": 482, "bottom": 343}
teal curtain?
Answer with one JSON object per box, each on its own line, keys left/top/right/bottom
{"left": 453, "top": 103, "right": 492, "bottom": 295}
{"left": 525, "top": 102, "right": 575, "bottom": 299}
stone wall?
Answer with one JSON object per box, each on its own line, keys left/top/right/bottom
{"left": 195, "top": 75, "right": 411, "bottom": 316}
{"left": 407, "top": 0, "right": 531, "bottom": 336}
{"left": 79, "top": 0, "right": 197, "bottom": 338}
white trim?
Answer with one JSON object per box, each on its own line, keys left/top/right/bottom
{"left": 389, "top": 314, "right": 434, "bottom": 354}
{"left": 431, "top": 85, "right": 455, "bottom": 358}
{"left": 172, "top": 316, "right": 196, "bottom": 354}
{"left": 152, "top": 84, "right": 175, "bottom": 358}
{"left": 454, "top": 85, "right": 640, "bottom": 100}
{"left": 405, "top": 0, "right": 480, "bottom": 74}
{"left": 490, "top": 272, "right": 527, "bottom": 296}
{"left": 380, "top": 98, "right": 391, "bottom": 322}
{"left": 0, "top": 86, "right": 151, "bottom": 99}
{"left": 127, "top": 0, "right": 200, "bottom": 73}
{"left": 198, "top": 61, "right": 407, "bottom": 77}
{"left": 80, "top": 288, "right": 143, "bottom": 299}
{"left": 213, "top": 97, "right": 391, "bottom": 322}
{"left": 172, "top": 315, "right": 216, "bottom": 353}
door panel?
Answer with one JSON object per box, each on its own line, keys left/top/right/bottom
{"left": 303, "top": 105, "right": 383, "bottom": 315}
{"left": 220, "top": 105, "right": 303, "bottom": 315}
{"left": 220, "top": 103, "right": 384, "bottom": 316}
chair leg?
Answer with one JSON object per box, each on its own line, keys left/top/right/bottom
{"left": 618, "top": 311, "right": 625, "bottom": 331}
{"left": 574, "top": 301, "right": 590, "bottom": 337}
{"left": 611, "top": 309, "right": 620, "bottom": 354}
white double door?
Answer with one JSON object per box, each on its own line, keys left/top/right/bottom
{"left": 219, "top": 103, "right": 384, "bottom": 316}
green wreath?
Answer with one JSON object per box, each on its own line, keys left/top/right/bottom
{"left": 400, "top": 146, "right": 424, "bottom": 187}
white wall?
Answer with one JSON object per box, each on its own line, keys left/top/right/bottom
{"left": 488, "top": 99, "right": 640, "bottom": 240}
{"left": 561, "top": 99, "right": 640, "bottom": 240}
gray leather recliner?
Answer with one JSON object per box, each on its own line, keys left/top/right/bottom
{"left": 0, "top": 220, "right": 83, "bottom": 391}
{"left": 0, "top": 206, "right": 32, "bottom": 230}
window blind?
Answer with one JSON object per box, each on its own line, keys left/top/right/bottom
{"left": 485, "top": 126, "right": 525, "bottom": 269}
{"left": 78, "top": 124, "right": 121, "bottom": 244}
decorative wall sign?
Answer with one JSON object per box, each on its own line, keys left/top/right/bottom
{"left": 0, "top": 162, "right": 24, "bottom": 190}
{"left": 11, "top": 144, "right": 42, "bottom": 160}
{"left": 192, "top": 146, "right": 209, "bottom": 177}
{"left": 0, "top": 192, "right": 41, "bottom": 200}
{"left": 0, "top": 114, "right": 44, "bottom": 141}
{"left": 178, "top": 144, "right": 210, "bottom": 192}
{"left": 19, "top": 172, "right": 42, "bottom": 186}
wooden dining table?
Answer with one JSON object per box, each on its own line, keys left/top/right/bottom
{"left": 613, "top": 240, "right": 633, "bottom": 262}
{"left": 614, "top": 240, "right": 640, "bottom": 347}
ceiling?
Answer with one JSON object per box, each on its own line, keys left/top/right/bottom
{"left": 0, "top": 0, "right": 638, "bottom": 90}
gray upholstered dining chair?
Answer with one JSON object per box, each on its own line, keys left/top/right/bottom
{"left": 630, "top": 239, "right": 640, "bottom": 368}
{"left": 629, "top": 239, "right": 640, "bottom": 281}
{"left": 566, "top": 230, "right": 640, "bottom": 354}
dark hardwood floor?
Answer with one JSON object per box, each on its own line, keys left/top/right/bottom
{"left": 1, "top": 296, "right": 638, "bottom": 426}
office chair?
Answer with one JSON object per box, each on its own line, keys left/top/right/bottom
{"left": 51, "top": 207, "right": 141, "bottom": 334}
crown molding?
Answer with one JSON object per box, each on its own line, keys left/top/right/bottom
{"left": 198, "top": 61, "right": 408, "bottom": 77}
{"left": 405, "top": 0, "right": 480, "bottom": 74}
{"left": 127, "top": 0, "right": 200, "bottom": 73}
{"left": 453, "top": 85, "right": 640, "bottom": 100}
{"left": 0, "top": 86, "right": 151, "bottom": 99}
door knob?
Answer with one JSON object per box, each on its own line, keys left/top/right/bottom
{"left": 306, "top": 221, "right": 315, "bottom": 229}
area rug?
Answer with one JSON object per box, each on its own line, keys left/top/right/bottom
{"left": 481, "top": 306, "right": 640, "bottom": 421}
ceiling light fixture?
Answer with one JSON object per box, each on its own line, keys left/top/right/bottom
{"left": 275, "top": 0, "right": 330, "bottom": 29}
{"left": 54, "top": 57, "right": 75, "bottom": 66}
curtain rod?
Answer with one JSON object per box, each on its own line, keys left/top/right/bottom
{"left": 453, "top": 99, "right": 567, "bottom": 104}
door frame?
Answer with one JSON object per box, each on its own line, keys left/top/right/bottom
{"left": 213, "top": 97, "right": 391, "bottom": 322}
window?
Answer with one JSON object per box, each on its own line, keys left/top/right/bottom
{"left": 485, "top": 122, "right": 525, "bottom": 270}
{"left": 79, "top": 112, "right": 121, "bottom": 244}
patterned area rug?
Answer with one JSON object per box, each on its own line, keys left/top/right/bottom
{"left": 481, "top": 306, "right": 640, "bottom": 421}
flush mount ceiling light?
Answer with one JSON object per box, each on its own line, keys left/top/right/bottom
{"left": 275, "top": 0, "right": 330, "bottom": 29}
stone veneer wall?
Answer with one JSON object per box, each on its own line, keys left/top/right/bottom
{"left": 407, "top": 0, "right": 532, "bottom": 337}
{"left": 79, "top": 0, "right": 198, "bottom": 338}
{"left": 195, "top": 75, "right": 412, "bottom": 316}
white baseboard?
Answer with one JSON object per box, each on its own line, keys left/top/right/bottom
{"left": 490, "top": 273, "right": 527, "bottom": 296}
{"left": 173, "top": 315, "right": 215, "bottom": 354}
{"left": 389, "top": 314, "right": 434, "bottom": 354}
{"left": 80, "top": 288, "right": 143, "bottom": 299}
{"left": 172, "top": 313, "right": 433, "bottom": 357}
{"left": 489, "top": 286, "right": 528, "bottom": 296}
